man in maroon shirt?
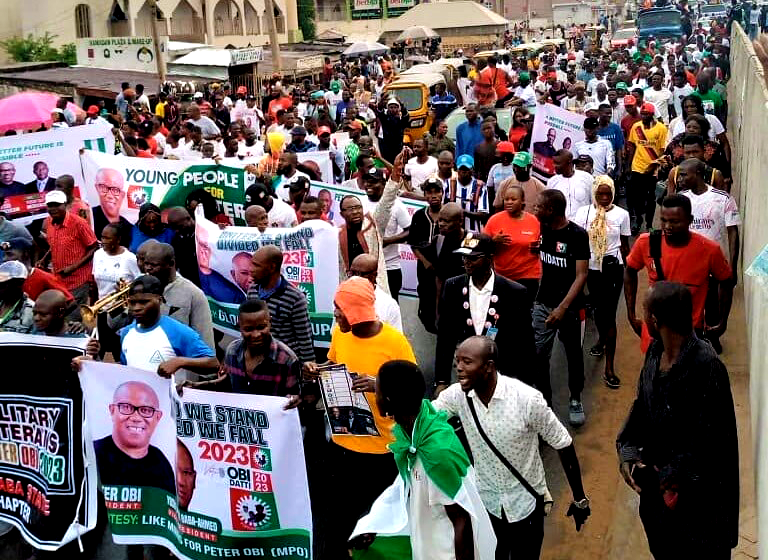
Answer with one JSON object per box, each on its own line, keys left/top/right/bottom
{"left": 40, "top": 190, "right": 98, "bottom": 308}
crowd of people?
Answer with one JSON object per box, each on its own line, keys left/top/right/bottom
{"left": 0, "top": 7, "right": 747, "bottom": 560}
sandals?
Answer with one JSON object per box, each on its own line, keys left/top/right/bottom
{"left": 603, "top": 373, "right": 621, "bottom": 389}
{"left": 589, "top": 344, "right": 604, "bottom": 357}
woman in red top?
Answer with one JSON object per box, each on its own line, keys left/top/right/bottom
{"left": 483, "top": 183, "right": 541, "bottom": 308}
{"left": 508, "top": 107, "right": 532, "bottom": 151}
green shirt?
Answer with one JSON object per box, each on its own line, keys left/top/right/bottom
{"left": 692, "top": 89, "right": 723, "bottom": 116}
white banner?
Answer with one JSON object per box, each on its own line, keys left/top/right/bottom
{"left": 79, "top": 361, "right": 312, "bottom": 558}
{"left": 530, "top": 103, "right": 586, "bottom": 181}
{"left": 0, "top": 123, "right": 114, "bottom": 223}
{"left": 195, "top": 208, "right": 339, "bottom": 345}
{"left": 76, "top": 37, "right": 157, "bottom": 72}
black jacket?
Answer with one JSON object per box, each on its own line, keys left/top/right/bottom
{"left": 435, "top": 273, "right": 535, "bottom": 386}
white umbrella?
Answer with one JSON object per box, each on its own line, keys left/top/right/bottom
{"left": 343, "top": 41, "right": 390, "bottom": 57}
{"left": 395, "top": 25, "right": 439, "bottom": 43}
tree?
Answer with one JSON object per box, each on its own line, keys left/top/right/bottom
{"left": 0, "top": 33, "right": 76, "bottom": 65}
{"left": 297, "top": 0, "right": 316, "bottom": 40}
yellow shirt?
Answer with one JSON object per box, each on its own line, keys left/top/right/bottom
{"left": 628, "top": 120, "right": 668, "bottom": 173}
{"left": 155, "top": 101, "right": 166, "bottom": 119}
{"left": 468, "top": 67, "right": 478, "bottom": 81}
{"left": 327, "top": 323, "right": 416, "bottom": 454}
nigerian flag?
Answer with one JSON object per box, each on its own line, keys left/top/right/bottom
{"left": 349, "top": 400, "right": 496, "bottom": 560}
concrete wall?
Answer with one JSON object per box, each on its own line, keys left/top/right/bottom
{"left": 727, "top": 23, "right": 768, "bottom": 560}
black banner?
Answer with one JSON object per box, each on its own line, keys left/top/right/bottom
{"left": 0, "top": 333, "right": 96, "bottom": 549}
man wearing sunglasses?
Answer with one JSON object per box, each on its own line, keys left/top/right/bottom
{"left": 94, "top": 380, "right": 176, "bottom": 495}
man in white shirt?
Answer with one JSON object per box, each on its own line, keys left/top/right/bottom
{"left": 349, "top": 254, "right": 403, "bottom": 331}
{"left": 671, "top": 71, "right": 695, "bottom": 118}
{"left": 404, "top": 138, "right": 439, "bottom": 194}
{"left": 135, "top": 84, "right": 151, "bottom": 112}
{"left": 509, "top": 72, "right": 537, "bottom": 109}
{"left": 644, "top": 71, "right": 674, "bottom": 123}
{"left": 546, "top": 150, "right": 594, "bottom": 220}
{"left": 434, "top": 336, "right": 591, "bottom": 560}
{"left": 586, "top": 68, "right": 607, "bottom": 96}
{"left": 572, "top": 118, "right": 615, "bottom": 176}
{"left": 188, "top": 104, "right": 221, "bottom": 139}
{"left": 361, "top": 168, "right": 411, "bottom": 301}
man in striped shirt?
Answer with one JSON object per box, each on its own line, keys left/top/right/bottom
{"left": 247, "top": 245, "right": 316, "bottom": 363}
{"left": 626, "top": 103, "right": 668, "bottom": 235}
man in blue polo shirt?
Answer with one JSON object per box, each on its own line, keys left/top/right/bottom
{"left": 456, "top": 103, "right": 483, "bottom": 158}
{"left": 596, "top": 103, "right": 624, "bottom": 177}
{"left": 120, "top": 275, "right": 218, "bottom": 382}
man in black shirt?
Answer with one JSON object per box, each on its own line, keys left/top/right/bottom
{"left": 533, "top": 189, "right": 590, "bottom": 425}
{"left": 617, "top": 281, "right": 738, "bottom": 560}
{"left": 94, "top": 381, "right": 175, "bottom": 495}
{"left": 167, "top": 207, "right": 200, "bottom": 287}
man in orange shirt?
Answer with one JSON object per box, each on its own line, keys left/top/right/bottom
{"left": 624, "top": 194, "right": 733, "bottom": 353}
{"left": 480, "top": 55, "right": 515, "bottom": 108}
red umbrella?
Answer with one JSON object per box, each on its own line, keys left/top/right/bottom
{"left": 0, "top": 91, "right": 86, "bottom": 133}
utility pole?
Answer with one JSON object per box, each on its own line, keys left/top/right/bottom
{"left": 148, "top": 0, "right": 167, "bottom": 85}
{"left": 264, "top": 0, "right": 282, "bottom": 73}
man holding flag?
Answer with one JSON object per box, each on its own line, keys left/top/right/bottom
{"left": 349, "top": 360, "right": 496, "bottom": 559}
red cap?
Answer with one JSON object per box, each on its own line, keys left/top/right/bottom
{"left": 547, "top": 71, "right": 558, "bottom": 79}
{"left": 346, "top": 120, "right": 363, "bottom": 131}
{"left": 567, "top": 53, "right": 576, "bottom": 60}
{"left": 237, "top": 85, "right": 247, "bottom": 94}
{"left": 497, "top": 141, "right": 516, "bottom": 154}
{"left": 623, "top": 95, "right": 637, "bottom": 106}
{"left": 87, "top": 105, "right": 99, "bottom": 115}
{"left": 641, "top": 102, "right": 656, "bottom": 114}
{"left": 317, "top": 126, "right": 332, "bottom": 136}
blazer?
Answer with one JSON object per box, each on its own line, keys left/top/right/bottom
{"left": 435, "top": 272, "right": 535, "bottom": 386}
{"left": 25, "top": 177, "right": 57, "bottom": 194}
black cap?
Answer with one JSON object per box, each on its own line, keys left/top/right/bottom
{"left": 584, "top": 117, "right": 599, "bottom": 129}
{"left": 244, "top": 183, "right": 270, "bottom": 208}
{"left": 363, "top": 168, "right": 386, "bottom": 182}
{"left": 576, "top": 154, "right": 594, "bottom": 163}
{"left": 2, "top": 237, "right": 33, "bottom": 252}
{"left": 453, "top": 232, "right": 494, "bottom": 257}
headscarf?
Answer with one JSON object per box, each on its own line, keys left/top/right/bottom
{"left": 137, "top": 203, "right": 165, "bottom": 235}
{"left": 334, "top": 277, "right": 377, "bottom": 326}
{"left": 588, "top": 175, "right": 615, "bottom": 266}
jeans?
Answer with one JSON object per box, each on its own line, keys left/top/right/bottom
{"left": 489, "top": 507, "right": 545, "bottom": 560}
{"left": 533, "top": 302, "right": 584, "bottom": 405}
{"left": 387, "top": 268, "right": 403, "bottom": 302}
{"left": 628, "top": 171, "right": 657, "bottom": 228}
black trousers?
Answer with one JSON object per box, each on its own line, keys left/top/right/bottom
{"left": 513, "top": 278, "right": 540, "bottom": 312}
{"left": 586, "top": 264, "right": 624, "bottom": 335}
{"left": 387, "top": 268, "right": 403, "bottom": 302}
{"left": 489, "top": 507, "right": 545, "bottom": 560}
{"left": 628, "top": 171, "right": 658, "bottom": 228}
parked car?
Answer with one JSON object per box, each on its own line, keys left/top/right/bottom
{"left": 611, "top": 27, "right": 639, "bottom": 48}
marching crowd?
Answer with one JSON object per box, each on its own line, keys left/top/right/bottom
{"left": 0, "top": 8, "right": 745, "bottom": 560}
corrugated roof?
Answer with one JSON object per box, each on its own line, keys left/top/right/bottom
{"left": 381, "top": 1, "right": 509, "bottom": 33}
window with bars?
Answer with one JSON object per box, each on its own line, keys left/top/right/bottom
{"left": 75, "top": 4, "right": 92, "bottom": 38}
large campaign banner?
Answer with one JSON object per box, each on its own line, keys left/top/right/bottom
{"left": 194, "top": 208, "right": 339, "bottom": 346}
{"left": 0, "top": 123, "right": 114, "bottom": 224}
{"left": 80, "top": 361, "right": 312, "bottom": 559}
{"left": 530, "top": 104, "right": 586, "bottom": 181}
{"left": 0, "top": 333, "right": 97, "bottom": 549}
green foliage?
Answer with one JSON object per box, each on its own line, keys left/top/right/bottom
{"left": 297, "top": 0, "right": 317, "bottom": 40}
{"left": 0, "top": 33, "right": 75, "bottom": 65}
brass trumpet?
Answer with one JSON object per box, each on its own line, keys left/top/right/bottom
{"left": 80, "top": 280, "right": 131, "bottom": 328}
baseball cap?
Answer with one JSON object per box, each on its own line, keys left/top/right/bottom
{"left": 317, "top": 126, "right": 332, "bottom": 136}
{"left": 609, "top": 62, "right": 618, "bottom": 70}
{"left": 623, "top": 95, "right": 637, "bottom": 106}
{"left": 2, "top": 237, "right": 33, "bottom": 253}
{"left": 616, "top": 81, "right": 629, "bottom": 90}
{"left": 512, "top": 151, "right": 532, "bottom": 167}
{"left": 497, "top": 141, "right": 515, "bottom": 154}
{"left": 45, "top": 190, "right": 67, "bottom": 205}
{"left": 567, "top": 53, "right": 576, "bottom": 60}
{"left": 584, "top": 117, "right": 599, "bottom": 129}
{"left": 363, "top": 168, "right": 386, "bottom": 182}
{"left": 193, "top": 91, "right": 204, "bottom": 99}
{"left": 584, "top": 102, "right": 599, "bottom": 113}
{"left": 244, "top": 183, "right": 270, "bottom": 208}
{"left": 87, "top": 105, "right": 99, "bottom": 115}
{"left": 386, "top": 97, "right": 400, "bottom": 107}
{"left": 310, "top": 90, "right": 325, "bottom": 99}
{"left": 237, "top": 85, "right": 248, "bottom": 94}
{"left": 345, "top": 120, "right": 363, "bottom": 131}
{"left": 0, "top": 261, "right": 28, "bottom": 282}
{"left": 456, "top": 154, "right": 474, "bottom": 169}
{"left": 575, "top": 154, "right": 594, "bottom": 164}
{"left": 641, "top": 102, "right": 656, "bottom": 113}
{"left": 453, "top": 232, "right": 493, "bottom": 257}
{"left": 518, "top": 71, "right": 530, "bottom": 80}
{"left": 547, "top": 71, "right": 557, "bottom": 79}
{"left": 290, "top": 125, "right": 307, "bottom": 136}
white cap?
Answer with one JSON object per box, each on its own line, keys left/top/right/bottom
{"left": 193, "top": 91, "right": 204, "bottom": 99}
{"left": 45, "top": 190, "right": 68, "bottom": 205}
{"left": 0, "top": 261, "right": 28, "bottom": 282}
{"left": 584, "top": 102, "right": 599, "bottom": 112}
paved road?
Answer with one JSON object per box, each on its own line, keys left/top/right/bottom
{"left": 0, "top": 280, "right": 755, "bottom": 560}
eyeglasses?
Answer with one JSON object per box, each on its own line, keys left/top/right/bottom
{"left": 114, "top": 402, "right": 157, "bottom": 418}
{"left": 340, "top": 204, "right": 363, "bottom": 212}
{"left": 97, "top": 184, "right": 123, "bottom": 197}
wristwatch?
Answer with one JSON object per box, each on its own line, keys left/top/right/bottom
{"left": 572, "top": 497, "right": 590, "bottom": 509}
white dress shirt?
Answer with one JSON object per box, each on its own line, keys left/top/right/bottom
{"left": 546, "top": 170, "right": 594, "bottom": 221}
{"left": 434, "top": 376, "right": 572, "bottom": 521}
{"left": 469, "top": 271, "right": 494, "bottom": 336}
{"left": 572, "top": 138, "right": 615, "bottom": 175}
